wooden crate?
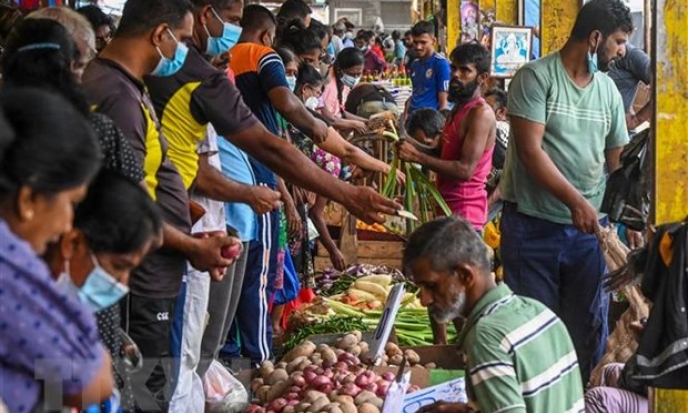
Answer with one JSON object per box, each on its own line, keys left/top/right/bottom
{"left": 315, "top": 239, "right": 404, "bottom": 272}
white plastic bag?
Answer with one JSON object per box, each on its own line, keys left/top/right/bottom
{"left": 203, "top": 360, "right": 249, "bottom": 413}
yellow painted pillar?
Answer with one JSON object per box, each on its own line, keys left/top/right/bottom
{"left": 447, "top": 0, "right": 460, "bottom": 54}
{"left": 539, "top": 0, "right": 578, "bottom": 55}
{"left": 651, "top": 0, "right": 688, "bottom": 408}
{"left": 495, "top": 0, "right": 517, "bottom": 25}
{"left": 480, "top": 0, "right": 496, "bottom": 12}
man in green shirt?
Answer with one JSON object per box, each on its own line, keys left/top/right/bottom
{"left": 405, "top": 217, "right": 585, "bottom": 413}
{"left": 499, "top": 0, "right": 633, "bottom": 383}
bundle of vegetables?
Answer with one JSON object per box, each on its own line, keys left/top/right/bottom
{"left": 324, "top": 299, "right": 453, "bottom": 347}
{"left": 248, "top": 332, "right": 427, "bottom": 413}
{"left": 373, "top": 121, "right": 451, "bottom": 236}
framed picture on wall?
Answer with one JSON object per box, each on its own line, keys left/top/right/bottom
{"left": 490, "top": 25, "right": 533, "bottom": 77}
{"left": 334, "top": 8, "right": 362, "bottom": 27}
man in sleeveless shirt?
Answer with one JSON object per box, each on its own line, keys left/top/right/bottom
{"left": 398, "top": 43, "right": 496, "bottom": 232}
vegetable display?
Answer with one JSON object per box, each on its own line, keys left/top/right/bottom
{"left": 247, "top": 333, "right": 428, "bottom": 413}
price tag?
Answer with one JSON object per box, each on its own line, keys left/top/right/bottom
{"left": 382, "top": 371, "right": 411, "bottom": 413}
{"left": 369, "top": 283, "right": 405, "bottom": 365}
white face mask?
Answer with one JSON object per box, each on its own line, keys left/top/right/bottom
{"left": 305, "top": 96, "right": 319, "bottom": 110}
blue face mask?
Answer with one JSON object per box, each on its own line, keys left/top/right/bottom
{"left": 205, "top": 8, "right": 242, "bottom": 56}
{"left": 151, "top": 29, "right": 188, "bottom": 77}
{"left": 78, "top": 254, "right": 129, "bottom": 313}
{"left": 286, "top": 75, "right": 297, "bottom": 91}
{"left": 587, "top": 35, "right": 600, "bottom": 74}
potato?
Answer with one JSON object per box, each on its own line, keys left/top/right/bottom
{"left": 304, "top": 390, "right": 327, "bottom": 404}
{"left": 283, "top": 340, "right": 317, "bottom": 363}
{"left": 346, "top": 345, "right": 362, "bottom": 356}
{"left": 317, "top": 343, "right": 331, "bottom": 353}
{"left": 307, "top": 396, "right": 330, "bottom": 412}
{"left": 340, "top": 401, "right": 357, "bottom": 413}
{"left": 295, "top": 403, "right": 311, "bottom": 413}
{"left": 337, "top": 334, "right": 359, "bottom": 350}
{"left": 424, "top": 362, "right": 437, "bottom": 369}
{"left": 354, "top": 390, "right": 376, "bottom": 405}
{"left": 384, "top": 342, "right": 402, "bottom": 357}
{"left": 321, "top": 403, "right": 344, "bottom": 413}
{"left": 265, "top": 379, "right": 291, "bottom": 402}
{"left": 389, "top": 354, "right": 404, "bottom": 366}
{"left": 351, "top": 330, "right": 363, "bottom": 342}
{"left": 404, "top": 349, "right": 421, "bottom": 366}
{"left": 368, "top": 397, "right": 384, "bottom": 409}
{"left": 258, "top": 385, "right": 271, "bottom": 403}
{"left": 333, "top": 395, "right": 354, "bottom": 405}
{"left": 334, "top": 349, "right": 345, "bottom": 357}
{"left": 251, "top": 377, "right": 264, "bottom": 393}
{"left": 321, "top": 348, "right": 338, "bottom": 363}
{"left": 276, "top": 361, "right": 288, "bottom": 369}
{"left": 357, "top": 403, "right": 380, "bottom": 413}
{"left": 287, "top": 356, "right": 308, "bottom": 373}
{"left": 267, "top": 368, "right": 289, "bottom": 385}
{"left": 260, "top": 362, "right": 275, "bottom": 380}
{"left": 298, "top": 359, "right": 312, "bottom": 371}
{"left": 358, "top": 341, "right": 369, "bottom": 354}
{"left": 283, "top": 407, "right": 296, "bottom": 413}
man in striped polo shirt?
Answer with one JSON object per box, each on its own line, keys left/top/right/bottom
{"left": 405, "top": 217, "right": 585, "bottom": 413}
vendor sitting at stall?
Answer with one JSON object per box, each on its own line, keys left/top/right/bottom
{"left": 404, "top": 217, "right": 585, "bottom": 413}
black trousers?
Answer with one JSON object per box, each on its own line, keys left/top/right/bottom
{"left": 121, "top": 294, "right": 176, "bottom": 413}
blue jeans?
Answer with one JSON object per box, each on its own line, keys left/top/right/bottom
{"left": 500, "top": 202, "right": 609, "bottom": 384}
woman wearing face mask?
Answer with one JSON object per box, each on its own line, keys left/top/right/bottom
{"left": 0, "top": 87, "right": 110, "bottom": 412}
{"left": 1, "top": 17, "right": 149, "bottom": 411}
{"left": 279, "top": 22, "right": 367, "bottom": 134}
{"left": 319, "top": 47, "right": 370, "bottom": 132}
{"left": 290, "top": 64, "right": 403, "bottom": 270}
{"left": 43, "top": 169, "right": 162, "bottom": 412}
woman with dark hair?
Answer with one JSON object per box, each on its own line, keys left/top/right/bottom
{"left": 43, "top": 169, "right": 162, "bottom": 412}
{"left": 1, "top": 18, "right": 146, "bottom": 411}
{"left": 290, "top": 63, "right": 402, "bottom": 271}
{"left": 0, "top": 87, "right": 110, "bottom": 412}
{"left": 278, "top": 19, "right": 323, "bottom": 68}
{"left": 319, "top": 47, "right": 369, "bottom": 131}
{"left": 2, "top": 17, "right": 144, "bottom": 183}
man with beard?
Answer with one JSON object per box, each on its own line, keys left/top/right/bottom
{"left": 405, "top": 217, "right": 584, "bottom": 413}
{"left": 499, "top": 0, "right": 631, "bottom": 384}
{"left": 398, "top": 43, "right": 495, "bottom": 232}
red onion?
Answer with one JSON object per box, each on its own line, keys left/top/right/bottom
{"left": 319, "top": 383, "right": 334, "bottom": 394}
{"left": 323, "top": 369, "right": 334, "bottom": 379}
{"left": 287, "top": 400, "right": 299, "bottom": 407}
{"left": 303, "top": 365, "right": 318, "bottom": 375}
{"left": 311, "top": 376, "right": 332, "bottom": 389}
{"left": 315, "top": 367, "right": 324, "bottom": 375}
{"left": 269, "top": 398, "right": 288, "bottom": 412}
{"left": 284, "top": 392, "right": 300, "bottom": 401}
{"left": 304, "top": 371, "right": 317, "bottom": 384}
{"left": 381, "top": 372, "right": 396, "bottom": 382}
{"left": 291, "top": 375, "right": 306, "bottom": 387}
{"left": 339, "top": 383, "right": 362, "bottom": 397}
{"left": 322, "top": 359, "right": 335, "bottom": 368}
{"left": 365, "top": 383, "right": 378, "bottom": 394}
{"left": 376, "top": 381, "right": 390, "bottom": 397}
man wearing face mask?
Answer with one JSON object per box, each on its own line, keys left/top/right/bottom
{"left": 82, "top": 1, "right": 241, "bottom": 409}
{"left": 398, "top": 43, "right": 496, "bottom": 232}
{"left": 142, "top": 0, "right": 400, "bottom": 387}
{"left": 499, "top": 0, "right": 632, "bottom": 384}
{"left": 405, "top": 217, "right": 584, "bottom": 413}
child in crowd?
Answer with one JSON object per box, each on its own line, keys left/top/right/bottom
{"left": 483, "top": 87, "right": 509, "bottom": 222}
{"left": 407, "top": 107, "right": 445, "bottom": 150}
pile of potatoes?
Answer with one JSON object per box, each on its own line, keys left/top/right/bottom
{"left": 247, "top": 332, "right": 428, "bottom": 413}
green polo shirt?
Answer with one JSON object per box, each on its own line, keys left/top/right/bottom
{"left": 457, "top": 284, "right": 585, "bottom": 413}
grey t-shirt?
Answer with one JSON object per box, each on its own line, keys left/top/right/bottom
{"left": 607, "top": 43, "right": 651, "bottom": 113}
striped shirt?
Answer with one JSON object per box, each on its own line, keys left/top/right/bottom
{"left": 457, "top": 284, "right": 585, "bottom": 413}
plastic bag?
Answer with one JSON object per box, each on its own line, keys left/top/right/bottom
{"left": 203, "top": 360, "right": 249, "bottom": 413}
